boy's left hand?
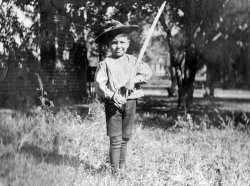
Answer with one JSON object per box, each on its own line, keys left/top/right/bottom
{"left": 125, "top": 79, "right": 135, "bottom": 91}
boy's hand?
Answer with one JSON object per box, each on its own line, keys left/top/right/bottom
{"left": 125, "top": 79, "right": 135, "bottom": 91}
{"left": 113, "top": 93, "right": 126, "bottom": 106}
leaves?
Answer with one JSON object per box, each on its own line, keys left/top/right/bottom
{"left": 0, "top": 0, "right": 39, "bottom": 58}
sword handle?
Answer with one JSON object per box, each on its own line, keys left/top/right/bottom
{"left": 125, "top": 89, "right": 129, "bottom": 99}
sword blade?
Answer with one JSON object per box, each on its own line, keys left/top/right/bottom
{"left": 136, "top": 1, "right": 166, "bottom": 66}
{"left": 126, "top": 1, "right": 166, "bottom": 99}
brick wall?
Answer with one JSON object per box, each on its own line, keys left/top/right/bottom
{"left": 40, "top": 12, "right": 88, "bottom": 105}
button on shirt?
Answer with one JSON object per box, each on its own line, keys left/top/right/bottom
{"left": 95, "top": 54, "right": 152, "bottom": 100}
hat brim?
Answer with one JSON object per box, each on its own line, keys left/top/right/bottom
{"left": 94, "top": 25, "right": 139, "bottom": 44}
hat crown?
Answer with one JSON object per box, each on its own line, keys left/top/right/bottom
{"left": 104, "top": 20, "right": 124, "bottom": 32}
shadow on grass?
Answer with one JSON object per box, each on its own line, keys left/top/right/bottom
{"left": 136, "top": 96, "right": 250, "bottom": 131}
{"left": 20, "top": 145, "right": 108, "bottom": 173}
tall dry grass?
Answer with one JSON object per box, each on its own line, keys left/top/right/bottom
{"left": 0, "top": 103, "right": 250, "bottom": 186}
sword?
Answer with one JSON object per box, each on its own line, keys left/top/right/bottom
{"left": 126, "top": 1, "right": 166, "bottom": 98}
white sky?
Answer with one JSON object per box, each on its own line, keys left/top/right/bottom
{"left": 0, "top": 42, "right": 3, "bottom": 54}
{"left": 13, "top": 5, "right": 33, "bottom": 28}
{"left": 0, "top": 2, "right": 35, "bottom": 54}
{"left": 171, "top": 26, "right": 180, "bottom": 36}
{"left": 1, "top": 2, "right": 33, "bottom": 28}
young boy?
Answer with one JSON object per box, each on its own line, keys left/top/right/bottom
{"left": 94, "top": 20, "right": 152, "bottom": 175}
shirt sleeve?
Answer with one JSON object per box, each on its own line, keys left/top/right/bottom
{"left": 132, "top": 61, "right": 153, "bottom": 84}
{"left": 94, "top": 61, "right": 115, "bottom": 99}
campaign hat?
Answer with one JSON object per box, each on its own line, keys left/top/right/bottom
{"left": 94, "top": 20, "right": 139, "bottom": 44}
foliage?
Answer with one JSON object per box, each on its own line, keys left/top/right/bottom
{"left": 0, "top": 0, "right": 39, "bottom": 58}
{"left": 200, "top": 0, "right": 250, "bottom": 89}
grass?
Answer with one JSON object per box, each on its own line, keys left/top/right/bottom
{"left": 0, "top": 99, "right": 250, "bottom": 186}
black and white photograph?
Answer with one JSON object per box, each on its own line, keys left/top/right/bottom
{"left": 0, "top": 0, "right": 250, "bottom": 185}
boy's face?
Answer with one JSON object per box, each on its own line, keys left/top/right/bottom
{"left": 109, "top": 34, "right": 130, "bottom": 58}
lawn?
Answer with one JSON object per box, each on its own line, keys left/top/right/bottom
{"left": 0, "top": 98, "right": 250, "bottom": 186}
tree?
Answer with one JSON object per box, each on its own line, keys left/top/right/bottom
{"left": 0, "top": 0, "right": 41, "bottom": 108}
{"left": 161, "top": 0, "right": 226, "bottom": 108}
{"left": 204, "top": 0, "right": 250, "bottom": 90}
{"left": 158, "top": 0, "right": 250, "bottom": 109}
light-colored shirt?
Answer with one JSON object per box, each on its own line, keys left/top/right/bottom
{"left": 95, "top": 54, "right": 152, "bottom": 100}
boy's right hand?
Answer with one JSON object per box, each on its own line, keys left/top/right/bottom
{"left": 113, "top": 92, "right": 126, "bottom": 107}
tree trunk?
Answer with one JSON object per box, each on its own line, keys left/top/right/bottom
{"left": 246, "top": 46, "right": 250, "bottom": 88}
{"left": 72, "top": 41, "right": 88, "bottom": 99}
{"left": 159, "top": 16, "right": 178, "bottom": 97}
{"left": 178, "top": 46, "right": 198, "bottom": 112}
{"left": 206, "top": 64, "right": 215, "bottom": 97}
{"left": 39, "top": 0, "right": 57, "bottom": 94}
{"left": 160, "top": 14, "right": 199, "bottom": 111}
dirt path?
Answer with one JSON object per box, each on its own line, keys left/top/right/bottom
{"left": 139, "top": 95, "right": 250, "bottom": 113}
{"left": 138, "top": 96, "right": 250, "bottom": 117}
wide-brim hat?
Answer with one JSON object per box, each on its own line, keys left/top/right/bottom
{"left": 94, "top": 20, "right": 139, "bottom": 44}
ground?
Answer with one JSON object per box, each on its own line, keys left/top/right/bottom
{"left": 0, "top": 97, "right": 250, "bottom": 186}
